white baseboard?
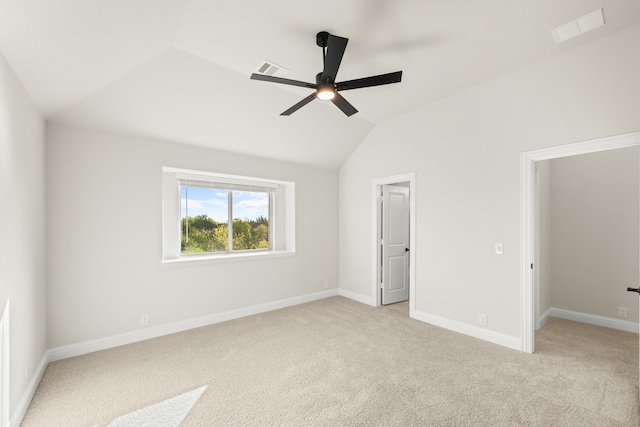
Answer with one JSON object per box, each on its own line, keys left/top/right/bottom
{"left": 538, "top": 307, "right": 552, "bottom": 330}
{"left": 48, "top": 289, "right": 339, "bottom": 362}
{"left": 413, "top": 310, "right": 522, "bottom": 351}
{"left": 10, "top": 351, "right": 47, "bottom": 427}
{"left": 549, "top": 307, "right": 639, "bottom": 334}
{"left": 338, "top": 288, "right": 376, "bottom": 306}
{"left": 12, "top": 289, "right": 338, "bottom": 427}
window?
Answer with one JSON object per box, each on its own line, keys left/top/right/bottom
{"left": 180, "top": 183, "right": 272, "bottom": 254}
{"left": 162, "top": 168, "right": 295, "bottom": 263}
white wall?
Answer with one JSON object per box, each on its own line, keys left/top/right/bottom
{"left": 339, "top": 23, "right": 640, "bottom": 340}
{"left": 46, "top": 123, "right": 338, "bottom": 348}
{"left": 549, "top": 147, "right": 639, "bottom": 322}
{"left": 0, "top": 52, "right": 46, "bottom": 417}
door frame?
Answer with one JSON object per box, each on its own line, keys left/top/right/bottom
{"left": 372, "top": 172, "right": 416, "bottom": 316}
{"left": 533, "top": 164, "right": 541, "bottom": 330}
{"left": 520, "top": 132, "right": 640, "bottom": 354}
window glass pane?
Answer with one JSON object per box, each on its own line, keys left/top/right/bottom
{"left": 232, "top": 191, "right": 270, "bottom": 251}
{"left": 181, "top": 187, "right": 229, "bottom": 254}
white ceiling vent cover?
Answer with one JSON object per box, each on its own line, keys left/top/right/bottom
{"left": 551, "top": 9, "right": 605, "bottom": 43}
{"left": 255, "top": 60, "right": 289, "bottom": 77}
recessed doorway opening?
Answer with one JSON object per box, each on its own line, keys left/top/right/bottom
{"left": 521, "top": 132, "right": 640, "bottom": 354}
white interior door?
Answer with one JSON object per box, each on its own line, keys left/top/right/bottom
{"left": 381, "top": 185, "right": 409, "bottom": 305}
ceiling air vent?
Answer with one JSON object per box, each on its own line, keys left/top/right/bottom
{"left": 255, "top": 60, "right": 289, "bottom": 78}
{"left": 551, "top": 9, "right": 605, "bottom": 43}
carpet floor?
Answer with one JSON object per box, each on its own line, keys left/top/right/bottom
{"left": 22, "top": 297, "right": 640, "bottom": 426}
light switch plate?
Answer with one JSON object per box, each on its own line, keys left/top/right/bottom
{"left": 495, "top": 243, "right": 504, "bottom": 255}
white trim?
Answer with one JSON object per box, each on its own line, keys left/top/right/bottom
{"left": 413, "top": 309, "right": 522, "bottom": 351}
{"left": 525, "top": 132, "right": 640, "bottom": 161}
{"left": 162, "top": 250, "right": 295, "bottom": 267}
{"left": 165, "top": 166, "right": 284, "bottom": 187}
{"left": 10, "top": 352, "right": 47, "bottom": 427}
{"left": 533, "top": 164, "right": 541, "bottom": 332}
{"left": 538, "top": 307, "right": 552, "bottom": 330}
{"left": 549, "top": 308, "right": 639, "bottom": 334}
{"left": 520, "top": 153, "right": 536, "bottom": 353}
{"left": 521, "top": 131, "right": 640, "bottom": 354}
{"left": 47, "top": 289, "right": 338, "bottom": 362}
{"left": 176, "top": 174, "right": 278, "bottom": 190}
{"left": 371, "top": 172, "right": 417, "bottom": 318}
{"left": 338, "top": 288, "right": 376, "bottom": 306}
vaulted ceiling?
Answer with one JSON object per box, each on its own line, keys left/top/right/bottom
{"left": 2, "top": 1, "right": 640, "bottom": 168}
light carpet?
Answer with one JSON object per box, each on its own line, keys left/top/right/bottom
{"left": 22, "top": 297, "right": 640, "bottom": 426}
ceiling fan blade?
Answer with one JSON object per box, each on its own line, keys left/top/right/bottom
{"left": 336, "top": 71, "right": 403, "bottom": 91}
{"left": 321, "top": 35, "right": 348, "bottom": 82}
{"left": 330, "top": 92, "right": 358, "bottom": 117}
{"left": 281, "top": 93, "right": 317, "bottom": 116}
{"left": 250, "top": 73, "right": 316, "bottom": 89}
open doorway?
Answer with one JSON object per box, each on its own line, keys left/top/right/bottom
{"left": 534, "top": 150, "right": 639, "bottom": 336}
{"left": 372, "top": 173, "right": 416, "bottom": 317}
{"left": 521, "top": 132, "right": 640, "bottom": 354}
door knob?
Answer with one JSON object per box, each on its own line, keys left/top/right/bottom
{"left": 405, "top": 248, "right": 410, "bottom": 252}
{"left": 627, "top": 287, "right": 640, "bottom": 295}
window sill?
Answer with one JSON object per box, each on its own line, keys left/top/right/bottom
{"left": 162, "top": 250, "right": 295, "bottom": 267}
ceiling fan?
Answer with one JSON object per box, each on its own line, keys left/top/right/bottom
{"left": 250, "top": 31, "right": 402, "bottom": 117}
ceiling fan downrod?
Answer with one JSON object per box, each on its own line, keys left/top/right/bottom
{"left": 316, "top": 31, "right": 329, "bottom": 75}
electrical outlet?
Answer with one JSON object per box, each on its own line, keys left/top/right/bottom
{"left": 618, "top": 307, "right": 628, "bottom": 318}
{"left": 479, "top": 314, "right": 487, "bottom": 326}
{"left": 140, "top": 314, "right": 149, "bottom": 326}
{"left": 324, "top": 281, "right": 329, "bottom": 289}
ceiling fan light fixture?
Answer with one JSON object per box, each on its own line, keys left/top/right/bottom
{"left": 249, "top": 31, "right": 402, "bottom": 116}
{"left": 317, "top": 86, "right": 335, "bottom": 100}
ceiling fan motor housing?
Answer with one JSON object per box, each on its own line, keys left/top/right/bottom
{"left": 316, "top": 72, "right": 334, "bottom": 85}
